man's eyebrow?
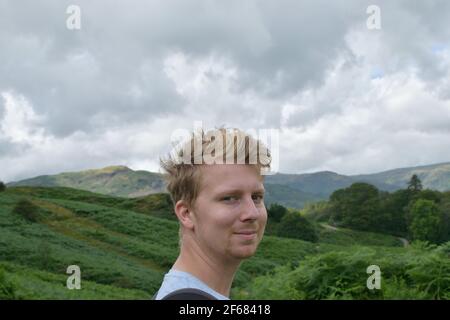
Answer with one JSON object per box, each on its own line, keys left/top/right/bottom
{"left": 215, "top": 187, "right": 265, "bottom": 195}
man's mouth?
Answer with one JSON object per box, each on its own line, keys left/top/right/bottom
{"left": 234, "top": 230, "right": 258, "bottom": 240}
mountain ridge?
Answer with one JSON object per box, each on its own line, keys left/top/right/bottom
{"left": 6, "top": 161, "right": 450, "bottom": 208}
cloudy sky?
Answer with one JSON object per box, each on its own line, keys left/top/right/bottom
{"left": 1, "top": 0, "right": 450, "bottom": 182}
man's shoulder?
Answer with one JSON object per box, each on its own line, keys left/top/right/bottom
{"left": 154, "top": 288, "right": 217, "bottom": 300}
{"left": 154, "top": 269, "right": 229, "bottom": 300}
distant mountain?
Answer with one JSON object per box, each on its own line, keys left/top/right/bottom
{"left": 265, "top": 162, "right": 450, "bottom": 199}
{"left": 264, "top": 171, "right": 399, "bottom": 199}
{"left": 265, "top": 171, "right": 356, "bottom": 198}
{"left": 263, "top": 183, "right": 323, "bottom": 209}
{"left": 7, "top": 162, "right": 450, "bottom": 208}
{"left": 352, "top": 162, "right": 450, "bottom": 192}
{"left": 262, "top": 170, "right": 400, "bottom": 207}
{"left": 6, "top": 165, "right": 165, "bottom": 198}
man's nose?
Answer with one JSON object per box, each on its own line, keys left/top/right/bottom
{"left": 239, "top": 196, "right": 261, "bottom": 221}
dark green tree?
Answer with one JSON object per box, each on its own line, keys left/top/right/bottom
{"left": 438, "top": 193, "right": 450, "bottom": 242}
{"left": 267, "top": 203, "right": 288, "bottom": 223}
{"left": 0, "top": 181, "right": 5, "bottom": 192}
{"left": 416, "top": 189, "right": 441, "bottom": 203}
{"left": 329, "top": 183, "right": 381, "bottom": 231}
{"left": 408, "top": 199, "right": 443, "bottom": 243}
{"left": 264, "top": 203, "right": 288, "bottom": 235}
{"left": 277, "top": 211, "right": 318, "bottom": 242}
{"left": 379, "top": 189, "right": 410, "bottom": 235}
{"left": 407, "top": 174, "right": 423, "bottom": 193}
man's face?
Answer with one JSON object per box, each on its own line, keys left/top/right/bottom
{"left": 190, "top": 164, "right": 267, "bottom": 262}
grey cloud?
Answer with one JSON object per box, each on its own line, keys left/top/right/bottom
{"left": 0, "top": 138, "right": 23, "bottom": 158}
{"left": 0, "top": 0, "right": 186, "bottom": 137}
{"left": 2, "top": 0, "right": 449, "bottom": 136}
{"left": 0, "top": 0, "right": 367, "bottom": 139}
{"left": 363, "top": 1, "right": 450, "bottom": 90}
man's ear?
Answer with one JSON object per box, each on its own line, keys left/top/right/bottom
{"left": 174, "top": 200, "right": 195, "bottom": 230}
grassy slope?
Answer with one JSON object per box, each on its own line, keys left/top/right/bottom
{"left": 0, "top": 188, "right": 173, "bottom": 298}
{"left": 0, "top": 186, "right": 407, "bottom": 299}
{"left": 0, "top": 260, "right": 150, "bottom": 299}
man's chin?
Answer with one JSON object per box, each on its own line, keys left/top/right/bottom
{"left": 232, "top": 246, "right": 257, "bottom": 260}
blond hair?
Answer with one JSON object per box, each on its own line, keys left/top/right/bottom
{"left": 160, "top": 127, "right": 272, "bottom": 209}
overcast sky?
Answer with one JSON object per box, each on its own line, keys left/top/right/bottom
{"left": 1, "top": 0, "right": 450, "bottom": 182}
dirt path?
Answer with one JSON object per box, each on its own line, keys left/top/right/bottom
{"left": 320, "top": 223, "right": 339, "bottom": 231}
{"left": 321, "top": 222, "right": 410, "bottom": 248}
{"left": 398, "top": 237, "right": 410, "bottom": 247}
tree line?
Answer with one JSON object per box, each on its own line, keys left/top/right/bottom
{"left": 266, "top": 174, "right": 450, "bottom": 245}
{"left": 328, "top": 175, "right": 450, "bottom": 244}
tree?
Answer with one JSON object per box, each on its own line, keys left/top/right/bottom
{"left": 264, "top": 203, "right": 288, "bottom": 235}
{"left": 329, "top": 183, "right": 381, "bottom": 231}
{"left": 416, "top": 189, "right": 441, "bottom": 203}
{"left": 437, "top": 195, "right": 450, "bottom": 242}
{"left": 379, "top": 189, "right": 410, "bottom": 235}
{"left": 267, "top": 203, "right": 288, "bottom": 223}
{"left": 0, "top": 181, "right": 5, "bottom": 192}
{"left": 408, "top": 199, "right": 443, "bottom": 244}
{"left": 407, "top": 174, "right": 422, "bottom": 193}
{"left": 277, "top": 211, "right": 318, "bottom": 242}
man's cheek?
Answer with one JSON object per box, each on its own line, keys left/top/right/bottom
{"left": 261, "top": 210, "right": 268, "bottom": 224}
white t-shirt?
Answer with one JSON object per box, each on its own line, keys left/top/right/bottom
{"left": 155, "top": 269, "right": 230, "bottom": 300}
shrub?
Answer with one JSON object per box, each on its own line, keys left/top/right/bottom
{"left": 12, "top": 199, "right": 40, "bottom": 222}
{"left": 243, "top": 242, "right": 450, "bottom": 300}
{"left": 277, "top": 212, "right": 318, "bottom": 242}
{"left": 0, "top": 267, "right": 17, "bottom": 299}
{"left": 407, "top": 249, "right": 450, "bottom": 299}
{"left": 36, "top": 241, "right": 54, "bottom": 270}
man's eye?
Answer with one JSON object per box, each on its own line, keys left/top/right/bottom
{"left": 252, "top": 195, "right": 264, "bottom": 202}
{"left": 222, "top": 196, "right": 238, "bottom": 202}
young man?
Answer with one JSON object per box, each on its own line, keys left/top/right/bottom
{"left": 155, "top": 127, "right": 272, "bottom": 300}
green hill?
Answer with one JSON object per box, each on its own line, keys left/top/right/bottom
{"left": 6, "top": 166, "right": 166, "bottom": 198}
{"left": 1, "top": 186, "right": 448, "bottom": 299}
{"left": 6, "top": 162, "right": 450, "bottom": 210}
{"left": 0, "top": 186, "right": 323, "bottom": 299}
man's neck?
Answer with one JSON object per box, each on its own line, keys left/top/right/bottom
{"left": 172, "top": 239, "right": 240, "bottom": 298}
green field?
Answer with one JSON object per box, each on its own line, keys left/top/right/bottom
{"left": 1, "top": 186, "right": 449, "bottom": 299}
